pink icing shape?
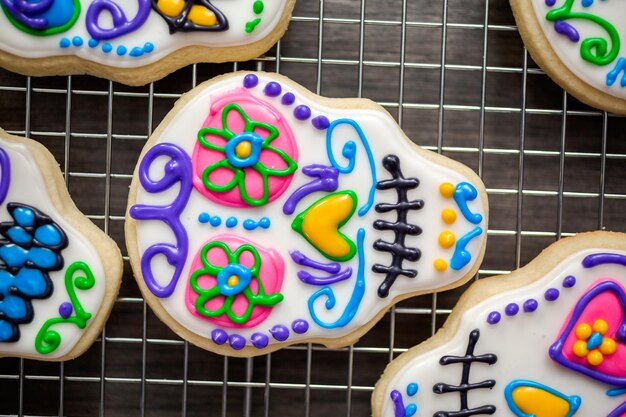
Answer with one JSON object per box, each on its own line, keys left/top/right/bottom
{"left": 191, "top": 88, "right": 298, "bottom": 207}
{"left": 560, "top": 278, "right": 626, "bottom": 378}
{"left": 185, "top": 234, "right": 285, "bottom": 329}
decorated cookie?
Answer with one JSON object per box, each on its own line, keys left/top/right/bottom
{"left": 373, "top": 231, "right": 626, "bottom": 417}
{"left": 125, "top": 71, "right": 488, "bottom": 357}
{"left": 0, "top": 0, "right": 295, "bottom": 85}
{"left": 0, "top": 129, "right": 122, "bottom": 361}
{"left": 511, "top": 0, "right": 626, "bottom": 114}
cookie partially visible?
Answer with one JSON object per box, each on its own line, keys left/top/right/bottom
{"left": 0, "top": 129, "right": 122, "bottom": 361}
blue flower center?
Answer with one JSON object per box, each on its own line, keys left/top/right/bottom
{"left": 216, "top": 263, "right": 252, "bottom": 296}
{"left": 224, "top": 132, "right": 263, "bottom": 168}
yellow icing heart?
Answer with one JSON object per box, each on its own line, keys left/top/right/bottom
{"left": 188, "top": 5, "right": 217, "bottom": 27}
{"left": 512, "top": 386, "right": 572, "bottom": 417}
{"left": 292, "top": 191, "right": 357, "bottom": 262}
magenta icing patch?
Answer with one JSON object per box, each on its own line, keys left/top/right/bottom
{"left": 550, "top": 278, "right": 626, "bottom": 385}
{"left": 185, "top": 234, "right": 284, "bottom": 329}
{"left": 191, "top": 88, "right": 298, "bottom": 207}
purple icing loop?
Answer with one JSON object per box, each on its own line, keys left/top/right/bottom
{"left": 554, "top": 20, "right": 580, "bottom": 43}
{"left": 289, "top": 250, "right": 340, "bottom": 274}
{"left": 282, "top": 164, "right": 339, "bottom": 215}
{"left": 297, "top": 267, "right": 353, "bottom": 286}
{"left": 0, "top": 0, "right": 53, "bottom": 29}
{"left": 86, "top": 0, "right": 151, "bottom": 40}
{"left": 129, "top": 143, "right": 192, "bottom": 298}
{"left": 0, "top": 148, "right": 11, "bottom": 207}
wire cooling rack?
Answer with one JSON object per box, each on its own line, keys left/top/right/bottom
{"left": 1, "top": 0, "right": 626, "bottom": 416}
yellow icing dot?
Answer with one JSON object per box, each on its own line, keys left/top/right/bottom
{"left": 572, "top": 340, "right": 588, "bottom": 357}
{"left": 575, "top": 323, "right": 592, "bottom": 340}
{"left": 235, "top": 141, "right": 252, "bottom": 158}
{"left": 156, "top": 0, "right": 185, "bottom": 17}
{"left": 438, "top": 231, "right": 456, "bottom": 249}
{"left": 587, "top": 349, "right": 604, "bottom": 366}
{"left": 440, "top": 182, "right": 455, "bottom": 198}
{"left": 593, "top": 319, "right": 609, "bottom": 335}
{"left": 227, "top": 275, "right": 239, "bottom": 287}
{"left": 441, "top": 208, "right": 456, "bottom": 224}
{"left": 434, "top": 258, "right": 447, "bottom": 272}
{"left": 600, "top": 337, "right": 617, "bottom": 355}
{"left": 188, "top": 5, "right": 217, "bottom": 26}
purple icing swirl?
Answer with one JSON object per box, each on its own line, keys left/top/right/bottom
{"left": 0, "top": 147, "right": 11, "bottom": 206}
{"left": 129, "top": 143, "right": 192, "bottom": 298}
{"left": 282, "top": 164, "right": 339, "bottom": 215}
{"left": 0, "top": 0, "right": 53, "bottom": 30}
{"left": 86, "top": 0, "right": 151, "bottom": 40}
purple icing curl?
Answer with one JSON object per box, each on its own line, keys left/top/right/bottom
{"left": 0, "top": 0, "right": 52, "bottom": 30}
{"left": 269, "top": 324, "right": 289, "bottom": 341}
{"left": 129, "top": 143, "right": 192, "bottom": 298}
{"left": 582, "top": 253, "right": 626, "bottom": 269}
{"left": 554, "top": 20, "right": 580, "bottom": 43}
{"left": 291, "top": 319, "right": 309, "bottom": 334}
{"left": 0, "top": 147, "right": 10, "bottom": 206}
{"left": 282, "top": 164, "right": 339, "bottom": 215}
{"left": 86, "top": 0, "right": 151, "bottom": 40}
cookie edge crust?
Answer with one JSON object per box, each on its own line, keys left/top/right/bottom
{"left": 510, "top": 0, "right": 626, "bottom": 115}
{"left": 0, "top": 129, "right": 123, "bottom": 361}
{"left": 124, "top": 70, "right": 489, "bottom": 357}
{"left": 0, "top": 0, "right": 295, "bottom": 87}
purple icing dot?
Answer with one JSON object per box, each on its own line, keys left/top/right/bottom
{"left": 294, "top": 105, "right": 311, "bottom": 120}
{"left": 281, "top": 92, "right": 295, "bottom": 105}
{"left": 487, "top": 311, "right": 501, "bottom": 325}
{"left": 545, "top": 0, "right": 556, "bottom": 5}
{"left": 563, "top": 275, "right": 576, "bottom": 288}
{"left": 251, "top": 333, "right": 269, "bottom": 349}
{"left": 291, "top": 319, "right": 309, "bottom": 334}
{"left": 312, "top": 115, "right": 330, "bottom": 130}
{"left": 505, "top": 303, "right": 519, "bottom": 316}
{"left": 229, "top": 334, "right": 246, "bottom": 350}
{"left": 243, "top": 74, "right": 259, "bottom": 88}
{"left": 211, "top": 329, "right": 228, "bottom": 345}
{"left": 545, "top": 288, "right": 560, "bottom": 301}
{"left": 264, "top": 81, "right": 282, "bottom": 97}
{"left": 269, "top": 324, "right": 289, "bottom": 341}
{"left": 523, "top": 299, "right": 538, "bottom": 313}
{"left": 58, "top": 302, "right": 73, "bottom": 319}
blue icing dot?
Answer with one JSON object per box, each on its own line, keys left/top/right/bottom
{"left": 405, "top": 403, "right": 417, "bottom": 417}
{"left": 209, "top": 216, "right": 221, "bottom": 227}
{"left": 0, "top": 245, "right": 28, "bottom": 267}
{"left": 28, "top": 247, "right": 58, "bottom": 269}
{"left": 88, "top": 38, "right": 99, "bottom": 48}
{"left": 226, "top": 217, "right": 237, "bottom": 228}
{"left": 102, "top": 43, "right": 112, "bottom": 53}
{"left": 6, "top": 226, "right": 32, "bottom": 245}
{"left": 243, "top": 219, "right": 255, "bottom": 230}
{"left": 13, "top": 268, "right": 47, "bottom": 297}
{"left": 129, "top": 47, "right": 144, "bottom": 57}
{"left": 198, "top": 212, "right": 210, "bottom": 223}
{"left": 0, "top": 320, "right": 13, "bottom": 342}
{"left": 143, "top": 42, "right": 154, "bottom": 53}
{"left": 13, "top": 207, "right": 35, "bottom": 227}
{"left": 259, "top": 217, "right": 270, "bottom": 228}
{"left": 34, "top": 224, "right": 62, "bottom": 246}
{"left": 407, "top": 383, "right": 418, "bottom": 396}
{"left": 116, "top": 45, "right": 127, "bottom": 56}
{"left": 59, "top": 38, "right": 71, "bottom": 48}
{"left": 72, "top": 36, "right": 83, "bottom": 47}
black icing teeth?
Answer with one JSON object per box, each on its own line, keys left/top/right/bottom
{"left": 432, "top": 329, "right": 498, "bottom": 417}
{"left": 372, "top": 154, "right": 423, "bottom": 298}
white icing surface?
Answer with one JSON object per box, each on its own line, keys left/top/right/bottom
{"left": 132, "top": 73, "right": 487, "bottom": 350}
{"left": 531, "top": 0, "right": 626, "bottom": 100}
{"left": 0, "top": 0, "right": 287, "bottom": 68}
{"left": 379, "top": 249, "right": 626, "bottom": 417}
{"left": 0, "top": 137, "right": 106, "bottom": 359}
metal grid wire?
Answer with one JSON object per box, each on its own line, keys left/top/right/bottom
{"left": 1, "top": 0, "right": 626, "bottom": 415}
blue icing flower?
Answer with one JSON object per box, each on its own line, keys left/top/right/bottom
{"left": 0, "top": 320, "right": 14, "bottom": 342}
{"left": 7, "top": 226, "right": 32, "bottom": 244}
{"left": 216, "top": 263, "right": 252, "bottom": 296}
{"left": 34, "top": 224, "right": 63, "bottom": 246}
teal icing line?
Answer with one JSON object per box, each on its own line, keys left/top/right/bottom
{"left": 452, "top": 182, "right": 483, "bottom": 224}
{"left": 607, "top": 57, "right": 626, "bottom": 87}
{"left": 325, "top": 119, "right": 376, "bottom": 216}
{"left": 450, "top": 226, "right": 482, "bottom": 270}
{"left": 307, "top": 228, "right": 366, "bottom": 328}
{"left": 504, "top": 380, "right": 581, "bottom": 417}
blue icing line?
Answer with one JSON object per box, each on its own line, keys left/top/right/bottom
{"left": 607, "top": 57, "right": 626, "bottom": 87}
{"left": 504, "top": 380, "right": 581, "bottom": 417}
{"left": 326, "top": 119, "right": 376, "bottom": 216}
{"left": 453, "top": 182, "right": 483, "bottom": 224}
{"left": 308, "top": 228, "right": 366, "bottom": 328}
{"left": 450, "top": 226, "right": 483, "bottom": 270}
{"left": 243, "top": 217, "right": 271, "bottom": 230}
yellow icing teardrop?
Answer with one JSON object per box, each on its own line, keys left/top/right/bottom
{"left": 511, "top": 386, "right": 571, "bottom": 417}
{"left": 156, "top": 0, "right": 185, "bottom": 17}
{"left": 188, "top": 5, "right": 217, "bottom": 26}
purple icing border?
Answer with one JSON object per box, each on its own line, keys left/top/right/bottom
{"left": 582, "top": 253, "right": 626, "bottom": 269}
{"left": 129, "top": 143, "right": 192, "bottom": 298}
{"left": 608, "top": 401, "right": 626, "bottom": 417}
{"left": 0, "top": 147, "right": 10, "bottom": 206}
{"left": 548, "top": 280, "right": 626, "bottom": 387}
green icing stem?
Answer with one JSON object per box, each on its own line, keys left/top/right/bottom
{"left": 546, "top": 0, "right": 620, "bottom": 66}
{"left": 245, "top": 0, "right": 264, "bottom": 33}
{"left": 35, "top": 261, "right": 95, "bottom": 355}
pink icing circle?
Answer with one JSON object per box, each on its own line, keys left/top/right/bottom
{"left": 185, "top": 234, "right": 285, "bottom": 329}
{"left": 191, "top": 87, "right": 298, "bottom": 207}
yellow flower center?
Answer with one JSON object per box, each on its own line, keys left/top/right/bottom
{"left": 235, "top": 141, "right": 252, "bottom": 158}
{"left": 572, "top": 318, "right": 616, "bottom": 366}
{"left": 227, "top": 275, "right": 239, "bottom": 287}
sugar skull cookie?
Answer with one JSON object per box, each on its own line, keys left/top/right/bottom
{"left": 0, "top": 129, "right": 122, "bottom": 361}
{"left": 373, "top": 231, "right": 626, "bottom": 417}
{"left": 0, "top": 0, "right": 295, "bottom": 85}
{"left": 125, "top": 72, "right": 488, "bottom": 357}
{"left": 511, "top": 0, "right": 626, "bottom": 114}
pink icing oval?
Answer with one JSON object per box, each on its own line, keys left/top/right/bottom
{"left": 185, "top": 234, "right": 285, "bottom": 329}
{"left": 191, "top": 88, "right": 298, "bottom": 207}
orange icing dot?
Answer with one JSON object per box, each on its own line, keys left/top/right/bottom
{"left": 593, "top": 319, "right": 608, "bottom": 335}
{"left": 434, "top": 259, "right": 447, "bottom": 272}
{"left": 587, "top": 350, "right": 603, "bottom": 366}
{"left": 575, "top": 323, "right": 592, "bottom": 340}
{"left": 439, "top": 182, "right": 455, "bottom": 198}
{"left": 438, "top": 231, "right": 456, "bottom": 249}
{"left": 441, "top": 208, "right": 456, "bottom": 224}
